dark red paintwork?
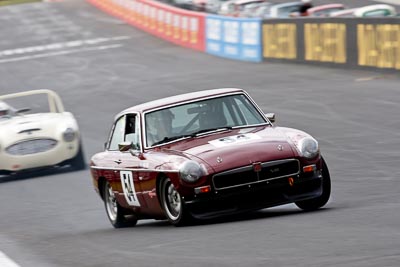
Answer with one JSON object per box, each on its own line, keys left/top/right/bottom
{"left": 90, "top": 88, "right": 325, "bottom": 222}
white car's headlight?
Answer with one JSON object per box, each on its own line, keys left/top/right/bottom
{"left": 179, "top": 161, "right": 205, "bottom": 183}
{"left": 63, "top": 128, "right": 76, "bottom": 142}
{"left": 298, "top": 137, "right": 319, "bottom": 159}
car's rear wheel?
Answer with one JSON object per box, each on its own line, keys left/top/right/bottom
{"left": 103, "top": 181, "right": 137, "bottom": 228}
{"left": 159, "top": 177, "right": 192, "bottom": 226}
{"left": 295, "top": 157, "right": 331, "bottom": 211}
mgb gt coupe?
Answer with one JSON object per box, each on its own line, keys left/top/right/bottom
{"left": 90, "top": 88, "right": 331, "bottom": 227}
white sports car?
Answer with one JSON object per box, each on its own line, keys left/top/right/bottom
{"left": 0, "top": 89, "right": 85, "bottom": 175}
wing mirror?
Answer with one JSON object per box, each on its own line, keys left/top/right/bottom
{"left": 118, "top": 142, "right": 145, "bottom": 159}
{"left": 118, "top": 142, "right": 133, "bottom": 152}
{"left": 265, "top": 113, "right": 276, "bottom": 123}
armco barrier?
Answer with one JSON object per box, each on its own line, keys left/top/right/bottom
{"left": 87, "top": 0, "right": 205, "bottom": 51}
{"left": 205, "top": 15, "right": 262, "bottom": 62}
{"left": 262, "top": 18, "right": 400, "bottom": 71}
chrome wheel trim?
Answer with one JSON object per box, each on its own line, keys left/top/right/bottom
{"left": 163, "top": 180, "right": 181, "bottom": 221}
{"left": 105, "top": 183, "right": 118, "bottom": 222}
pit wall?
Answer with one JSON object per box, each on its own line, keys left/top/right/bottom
{"left": 87, "top": 0, "right": 400, "bottom": 71}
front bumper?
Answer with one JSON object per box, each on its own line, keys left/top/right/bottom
{"left": 0, "top": 139, "right": 79, "bottom": 172}
{"left": 184, "top": 171, "right": 323, "bottom": 219}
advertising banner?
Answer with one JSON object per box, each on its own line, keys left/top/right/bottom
{"left": 262, "top": 18, "right": 400, "bottom": 72}
{"left": 357, "top": 23, "right": 400, "bottom": 70}
{"left": 206, "top": 15, "right": 262, "bottom": 62}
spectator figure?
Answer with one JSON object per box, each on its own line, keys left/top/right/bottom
{"left": 299, "top": 0, "right": 313, "bottom": 16}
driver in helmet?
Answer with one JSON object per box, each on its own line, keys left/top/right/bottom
{"left": 146, "top": 109, "right": 174, "bottom": 146}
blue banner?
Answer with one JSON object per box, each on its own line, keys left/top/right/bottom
{"left": 206, "top": 15, "right": 262, "bottom": 62}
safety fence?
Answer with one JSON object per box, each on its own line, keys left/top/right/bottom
{"left": 87, "top": 0, "right": 400, "bottom": 71}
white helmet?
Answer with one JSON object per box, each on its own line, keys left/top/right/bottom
{"left": 0, "top": 101, "right": 10, "bottom": 116}
{"left": 0, "top": 100, "right": 10, "bottom": 111}
{"left": 301, "top": 0, "right": 311, "bottom": 3}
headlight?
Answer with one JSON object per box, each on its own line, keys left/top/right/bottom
{"left": 298, "top": 137, "right": 319, "bottom": 159}
{"left": 63, "top": 128, "right": 76, "bottom": 142}
{"left": 179, "top": 161, "right": 205, "bottom": 183}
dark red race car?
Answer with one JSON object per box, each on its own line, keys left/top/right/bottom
{"left": 90, "top": 88, "right": 331, "bottom": 227}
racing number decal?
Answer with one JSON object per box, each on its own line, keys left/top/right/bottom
{"left": 120, "top": 171, "right": 141, "bottom": 207}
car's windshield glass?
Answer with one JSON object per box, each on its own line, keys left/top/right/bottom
{"left": 0, "top": 94, "right": 52, "bottom": 119}
{"left": 144, "top": 94, "right": 267, "bottom": 147}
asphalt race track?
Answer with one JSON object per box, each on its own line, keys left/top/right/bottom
{"left": 1, "top": 1, "right": 400, "bottom": 266}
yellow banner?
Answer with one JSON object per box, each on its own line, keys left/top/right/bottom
{"left": 358, "top": 24, "right": 400, "bottom": 69}
{"left": 263, "top": 24, "right": 297, "bottom": 59}
{"left": 305, "top": 23, "right": 346, "bottom": 63}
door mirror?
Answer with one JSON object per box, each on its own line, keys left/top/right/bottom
{"left": 265, "top": 113, "right": 276, "bottom": 123}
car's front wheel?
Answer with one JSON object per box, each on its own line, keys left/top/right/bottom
{"left": 159, "top": 177, "right": 192, "bottom": 226}
{"left": 295, "top": 157, "right": 331, "bottom": 211}
{"left": 63, "top": 142, "right": 86, "bottom": 171}
{"left": 103, "top": 181, "right": 137, "bottom": 228}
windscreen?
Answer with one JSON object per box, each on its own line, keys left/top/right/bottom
{"left": 144, "top": 94, "right": 267, "bottom": 146}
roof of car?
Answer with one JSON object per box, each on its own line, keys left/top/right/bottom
{"left": 272, "top": 2, "right": 301, "bottom": 8}
{"left": 118, "top": 88, "right": 246, "bottom": 116}
{"left": 308, "top": 3, "right": 344, "bottom": 12}
{"left": 354, "top": 4, "right": 396, "bottom": 16}
{"left": 234, "top": 0, "right": 265, "bottom": 6}
{"left": 329, "top": 8, "right": 357, "bottom": 17}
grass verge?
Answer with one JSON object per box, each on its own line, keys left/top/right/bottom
{"left": 0, "top": 0, "right": 42, "bottom": 6}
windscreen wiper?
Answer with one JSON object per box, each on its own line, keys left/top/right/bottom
{"left": 189, "top": 126, "right": 233, "bottom": 137}
{"left": 151, "top": 127, "right": 233, "bottom": 146}
{"left": 151, "top": 135, "right": 192, "bottom": 146}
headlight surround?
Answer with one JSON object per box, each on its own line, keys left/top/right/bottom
{"left": 179, "top": 161, "right": 205, "bottom": 183}
{"left": 298, "top": 137, "right": 319, "bottom": 159}
{"left": 63, "top": 128, "right": 76, "bottom": 142}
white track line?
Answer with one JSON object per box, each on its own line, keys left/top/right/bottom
{"left": 0, "top": 44, "right": 123, "bottom": 64}
{"left": 0, "top": 251, "right": 20, "bottom": 267}
{"left": 0, "top": 36, "right": 130, "bottom": 57}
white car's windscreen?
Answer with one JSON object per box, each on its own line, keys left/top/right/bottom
{"left": 1, "top": 94, "right": 51, "bottom": 116}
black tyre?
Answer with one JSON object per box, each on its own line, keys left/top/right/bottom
{"left": 103, "top": 181, "right": 137, "bottom": 228}
{"left": 67, "top": 143, "right": 86, "bottom": 171}
{"left": 295, "top": 157, "right": 331, "bottom": 211}
{"left": 159, "top": 177, "right": 192, "bottom": 226}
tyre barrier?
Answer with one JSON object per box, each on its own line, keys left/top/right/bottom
{"left": 87, "top": 0, "right": 400, "bottom": 72}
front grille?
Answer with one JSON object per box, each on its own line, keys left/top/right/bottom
{"left": 6, "top": 139, "right": 58, "bottom": 156}
{"left": 212, "top": 159, "right": 300, "bottom": 190}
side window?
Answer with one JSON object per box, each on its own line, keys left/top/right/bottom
{"left": 125, "top": 114, "right": 141, "bottom": 150}
{"left": 109, "top": 116, "right": 126, "bottom": 151}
